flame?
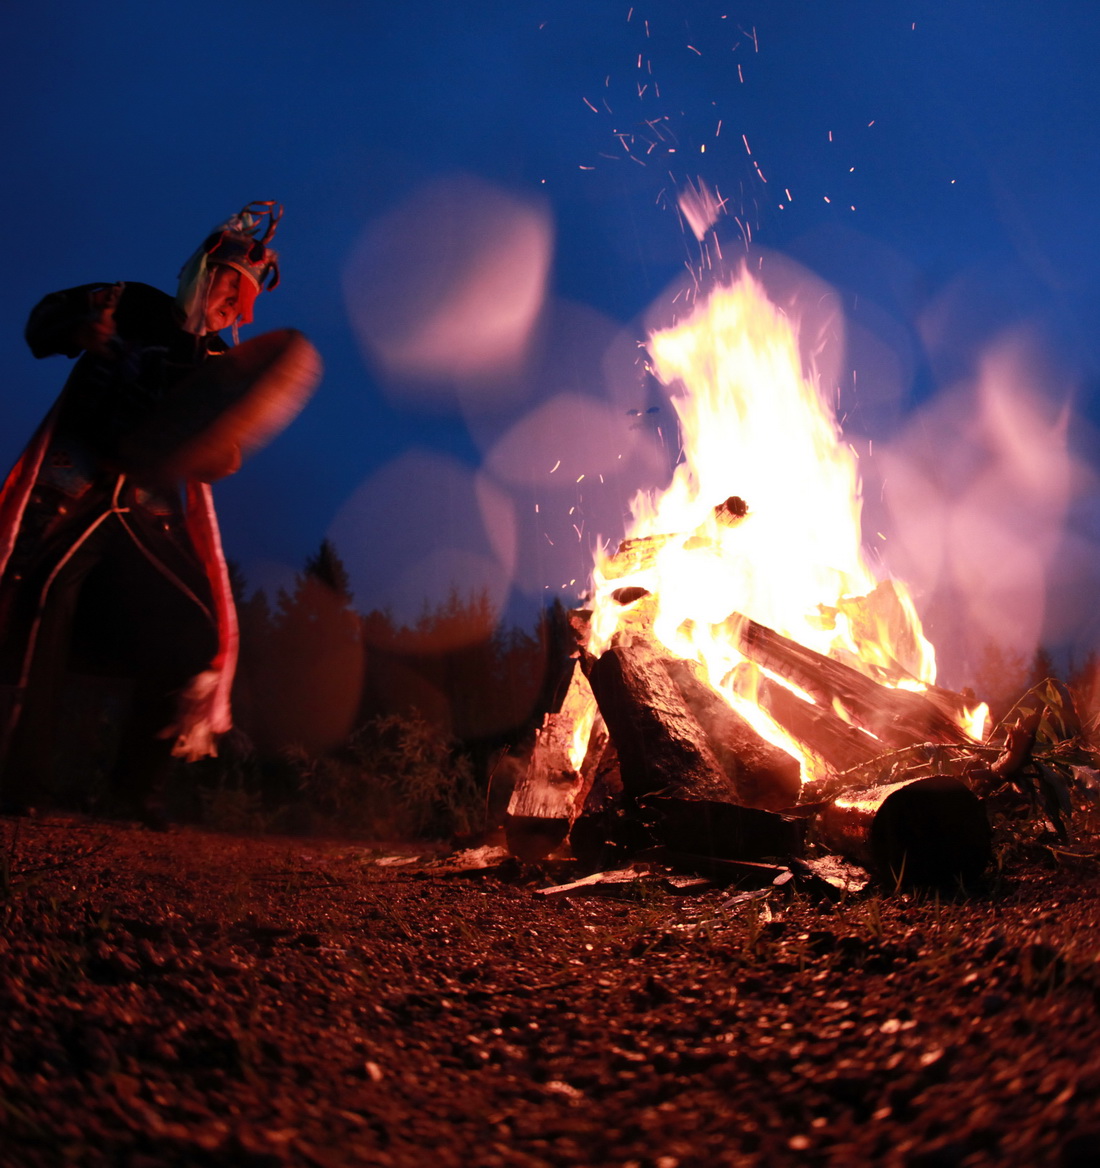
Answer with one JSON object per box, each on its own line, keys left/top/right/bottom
{"left": 588, "top": 269, "right": 954, "bottom": 782}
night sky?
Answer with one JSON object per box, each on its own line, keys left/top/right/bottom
{"left": 3, "top": 1, "right": 1099, "bottom": 686}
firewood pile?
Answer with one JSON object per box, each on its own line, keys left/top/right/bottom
{"left": 507, "top": 535, "right": 1098, "bottom": 891}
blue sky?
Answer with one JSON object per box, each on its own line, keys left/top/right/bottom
{"left": 3, "top": 1, "right": 1099, "bottom": 680}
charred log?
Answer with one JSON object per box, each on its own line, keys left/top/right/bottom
{"left": 640, "top": 796, "right": 805, "bottom": 862}
{"left": 587, "top": 636, "right": 739, "bottom": 806}
{"left": 735, "top": 666, "right": 881, "bottom": 774}
{"left": 727, "top": 613, "right": 971, "bottom": 750}
{"left": 505, "top": 663, "right": 606, "bottom": 862}
{"left": 663, "top": 657, "right": 801, "bottom": 810}
{"left": 568, "top": 739, "right": 644, "bottom": 870}
{"left": 814, "top": 775, "right": 991, "bottom": 887}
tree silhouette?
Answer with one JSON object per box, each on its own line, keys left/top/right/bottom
{"left": 242, "top": 540, "right": 364, "bottom": 754}
{"left": 968, "top": 639, "right": 1031, "bottom": 725}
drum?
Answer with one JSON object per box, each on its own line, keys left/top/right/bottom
{"left": 117, "top": 328, "right": 322, "bottom": 485}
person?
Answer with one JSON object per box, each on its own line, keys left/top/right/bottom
{"left": 0, "top": 201, "right": 283, "bottom": 823}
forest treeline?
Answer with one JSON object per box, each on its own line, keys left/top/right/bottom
{"left": 230, "top": 539, "right": 571, "bottom": 757}
{"left": 201, "top": 540, "right": 572, "bottom": 838}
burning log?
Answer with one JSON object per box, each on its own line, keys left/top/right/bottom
{"left": 663, "top": 657, "right": 801, "bottom": 810}
{"left": 599, "top": 534, "right": 679, "bottom": 581}
{"left": 727, "top": 613, "right": 971, "bottom": 750}
{"left": 586, "top": 632, "right": 804, "bottom": 859}
{"left": 814, "top": 775, "right": 992, "bottom": 886}
{"left": 597, "top": 498, "right": 749, "bottom": 582}
{"left": 734, "top": 665, "right": 881, "bottom": 775}
{"left": 587, "top": 636, "right": 737, "bottom": 806}
{"left": 505, "top": 663, "right": 607, "bottom": 862}
{"left": 568, "top": 738, "right": 636, "bottom": 869}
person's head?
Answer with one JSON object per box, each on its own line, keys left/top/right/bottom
{"left": 177, "top": 201, "right": 281, "bottom": 337}
{"left": 202, "top": 264, "right": 245, "bottom": 333}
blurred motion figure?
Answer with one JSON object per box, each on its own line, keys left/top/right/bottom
{"left": 0, "top": 202, "right": 283, "bottom": 823}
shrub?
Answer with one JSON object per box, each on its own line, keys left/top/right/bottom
{"left": 284, "top": 711, "right": 482, "bottom": 841}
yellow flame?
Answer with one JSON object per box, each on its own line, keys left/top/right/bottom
{"left": 589, "top": 270, "right": 944, "bottom": 780}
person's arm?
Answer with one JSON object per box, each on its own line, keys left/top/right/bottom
{"left": 25, "top": 282, "right": 125, "bottom": 359}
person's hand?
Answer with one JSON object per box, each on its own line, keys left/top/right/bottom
{"left": 75, "top": 282, "right": 124, "bottom": 356}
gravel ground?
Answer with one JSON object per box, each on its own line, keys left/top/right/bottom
{"left": 2, "top": 814, "right": 1100, "bottom": 1168}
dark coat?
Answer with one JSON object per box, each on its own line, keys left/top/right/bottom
{"left": 0, "top": 282, "right": 238, "bottom": 760}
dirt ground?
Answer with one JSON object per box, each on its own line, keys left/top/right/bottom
{"left": 2, "top": 814, "right": 1100, "bottom": 1168}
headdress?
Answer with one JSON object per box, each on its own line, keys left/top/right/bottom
{"left": 177, "top": 201, "right": 282, "bottom": 337}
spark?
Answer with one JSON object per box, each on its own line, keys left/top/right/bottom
{"left": 550, "top": 460, "right": 561, "bottom": 472}
{"left": 849, "top": 167, "right": 855, "bottom": 172}
{"left": 627, "top": 6, "right": 633, "bottom": 19}
{"left": 576, "top": 474, "right": 585, "bottom": 482}
{"left": 737, "top": 63, "right": 744, "bottom": 82}
{"left": 579, "top": 165, "right": 595, "bottom": 170}
{"left": 583, "top": 97, "right": 599, "bottom": 113}
{"left": 785, "top": 187, "right": 792, "bottom": 201}
{"left": 741, "top": 133, "right": 752, "bottom": 154}
{"left": 544, "top": 534, "right": 555, "bottom": 546}
{"left": 753, "top": 160, "right": 767, "bottom": 182}
{"left": 716, "top": 119, "right": 722, "bottom": 135}
{"left": 687, "top": 44, "right": 702, "bottom": 56}
{"left": 823, "top": 195, "right": 831, "bottom": 203}
{"left": 867, "top": 119, "right": 875, "bottom": 127}
{"left": 573, "top": 524, "right": 583, "bottom": 540}
{"left": 828, "top": 130, "right": 833, "bottom": 142}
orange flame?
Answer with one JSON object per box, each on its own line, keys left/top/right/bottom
{"left": 588, "top": 270, "right": 973, "bottom": 781}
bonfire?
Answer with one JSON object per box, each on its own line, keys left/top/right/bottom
{"left": 507, "top": 270, "right": 1095, "bottom": 889}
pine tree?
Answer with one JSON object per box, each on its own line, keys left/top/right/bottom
{"left": 969, "top": 639, "right": 1031, "bottom": 725}
{"left": 251, "top": 540, "right": 364, "bottom": 753}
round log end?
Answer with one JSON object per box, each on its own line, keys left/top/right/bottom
{"left": 870, "top": 775, "right": 992, "bottom": 887}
